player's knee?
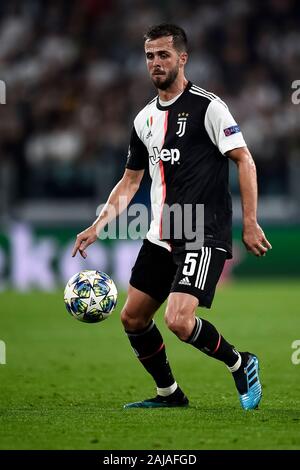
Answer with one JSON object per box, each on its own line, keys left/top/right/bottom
{"left": 120, "top": 306, "right": 148, "bottom": 332}
{"left": 164, "top": 307, "right": 192, "bottom": 341}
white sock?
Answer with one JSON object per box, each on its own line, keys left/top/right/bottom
{"left": 157, "top": 381, "right": 178, "bottom": 397}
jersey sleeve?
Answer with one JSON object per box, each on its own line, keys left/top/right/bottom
{"left": 125, "top": 125, "right": 148, "bottom": 170}
{"left": 204, "top": 99, "right": 247, "bottom": 155}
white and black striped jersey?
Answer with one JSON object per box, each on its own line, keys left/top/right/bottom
{"left": 125, "top": 81, "right": 246, "bottom": 258}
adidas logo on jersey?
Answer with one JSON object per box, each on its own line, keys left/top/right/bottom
{"left": 178, "top": 276, "right": 191, "bottom": 286}
{"left": 150, "top": 147, "right": 180, "bottom": 165}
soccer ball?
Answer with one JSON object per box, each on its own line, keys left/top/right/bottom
{"left": 64, "top": 270, "right": 118, "bottom": 323}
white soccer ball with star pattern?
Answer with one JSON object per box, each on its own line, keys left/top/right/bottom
{"left": 64, "top": 270, "right": 117, "bottom": 323}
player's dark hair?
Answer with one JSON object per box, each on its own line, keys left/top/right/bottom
{"left": 144, "top": 24, "right": 188, "bottom": 52}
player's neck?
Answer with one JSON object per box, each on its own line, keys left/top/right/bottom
{"left": 158, "top": 77, "right": 189, "bottom": 102}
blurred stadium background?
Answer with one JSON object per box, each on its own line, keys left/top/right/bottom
{"left": 0, "top": 0, "right": 299, "bottom": 450}
{"left": 0, "top": 0, "right": 299, "bottom": 288}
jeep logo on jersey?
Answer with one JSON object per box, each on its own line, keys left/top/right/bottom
{"left": 150, "top": 147, "right": 180, "bottom": 165}
{"left": 176, "top": 112, "right": 189, "bottom": 137}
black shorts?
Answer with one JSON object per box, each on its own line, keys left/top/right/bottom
{"left": 129, "top": 239, "right": 226, "bottom": 308}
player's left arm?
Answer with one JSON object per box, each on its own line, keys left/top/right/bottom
{"left": 227, "top": 146, "right": 272, "bottom": 257}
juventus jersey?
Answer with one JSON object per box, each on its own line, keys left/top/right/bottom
{"left": 125, "top": 81, "right": 246, "bottom": 258}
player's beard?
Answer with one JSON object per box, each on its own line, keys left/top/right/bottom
{"left": 151, "top": 63, "right": 179, "bottom": 91}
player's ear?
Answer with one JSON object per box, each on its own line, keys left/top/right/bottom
{"left": 179, "top": 52, "right": 188, "bottom": 66}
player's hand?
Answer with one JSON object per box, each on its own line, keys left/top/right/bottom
{"left": 72, "top": 225, "right": 98, "bottom": 259}
{"left": 242, "top": 222, "right": 272, "bottom": 257}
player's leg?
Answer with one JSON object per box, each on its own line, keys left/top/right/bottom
{"left": 166, "top": 247, "right": 262, "bottom": 410}
{"left": 121, "top": 240, "right": 188, "bottom": 408}
{"left": 121, "top": 284, "right": 158, "bottom": 331}
{"left": 121, "top": 284, "right": 175, "bottom": 391}
{"left": 165, "top": 290, "right": 243, "bottom": 367}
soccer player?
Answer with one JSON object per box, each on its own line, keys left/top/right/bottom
{"left": 72, "top": 24, "right": 272, "bottom": 410}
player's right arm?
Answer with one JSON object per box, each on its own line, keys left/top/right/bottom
{"left": 72, "top": 168, "right": 144, "bottom": 258}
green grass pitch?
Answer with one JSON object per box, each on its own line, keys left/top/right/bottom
{"left": 0, "top": 281, "right": 299, "bottom": 450}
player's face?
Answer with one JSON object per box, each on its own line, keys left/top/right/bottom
{"left": 145, "top": 36, "right": 186, "bottom": 90}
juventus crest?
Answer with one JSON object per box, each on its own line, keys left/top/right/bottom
{"left": 176, "top": 112, "right": 189, "bottom": 137}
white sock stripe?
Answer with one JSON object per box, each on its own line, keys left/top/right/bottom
{"left": 194, "top": 247, "right": 206, "bottom": 288}
{"left": 189, "top": 317, "right": 200, "bottom": 343}
{"left": 200, "top": 247, "right": 212, "bottom": 290}
{"left": 227, "top": 353, "right": 242, "bottom": 373}
{"left": 189, "top": 317, "right": 202, "bottom": 343}
{"left": 126, "top": 320, "right": 155, "bottom": 337}
{"left": 157, "top": 381, "right": 177, "bottom": 397}
{"left": 195, "top": 318, "right": 203, "bottom": 342}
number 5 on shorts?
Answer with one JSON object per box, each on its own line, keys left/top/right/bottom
{"left": 182, "top": 253, "right": 199, "bottom": 276}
